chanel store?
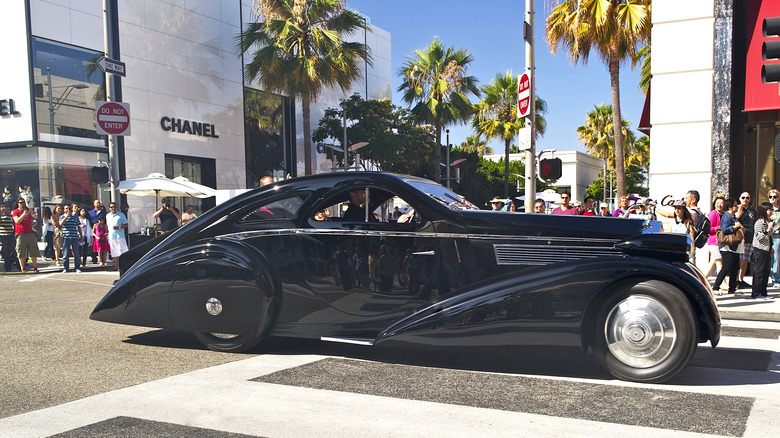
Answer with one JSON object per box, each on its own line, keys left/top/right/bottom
{"left": 0, "top": 0, "right": 390, "bottom": 231}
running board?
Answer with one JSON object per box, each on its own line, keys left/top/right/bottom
{"left": 320, "top": 337, "right": 374, "bottom": 346}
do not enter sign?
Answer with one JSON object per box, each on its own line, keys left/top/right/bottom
{"left": 96, "top": 101, "right": 131, "bottom": 136}
{"left": 517, "top": 73, "right": 530, "bottom": 118}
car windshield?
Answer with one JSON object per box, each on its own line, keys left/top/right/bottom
{"left": 404, "top": 178, "right": 479, "bottom": 210}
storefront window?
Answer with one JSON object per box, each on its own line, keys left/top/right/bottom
{"left": 245, "top": 88, "right": 290, "bottom": 186}
{"left": 165, "top": 155, "right": 216, "bottom": 216}
{"left": 0, "top": 147, "right": 107, "bottom": 215}
{"left": 31, "top": 38, "right": 105, "bottom": 147}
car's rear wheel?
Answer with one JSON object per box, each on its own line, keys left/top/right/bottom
{"left": 592, "top": 280, "right": 698, "bottom": 383}
{"left": 193, "top": 332, "right": 265, "bottom": 353}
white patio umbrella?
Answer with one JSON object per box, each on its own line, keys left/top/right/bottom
{"left": 117, "top": 173, "right": 215, "bottom": 234}
{"left": 117, "top": 173, "right": 214, "bottom": 198}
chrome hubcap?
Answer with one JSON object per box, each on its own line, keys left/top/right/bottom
{"left": 605, "top": 295, "right": 676, "bottom": 368}
{"left": 205, "top": 298, "right": 223, "bottom": 316}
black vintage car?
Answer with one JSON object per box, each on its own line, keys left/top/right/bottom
{"left": 91, "top": 172, "right": 720, "bottom": 383}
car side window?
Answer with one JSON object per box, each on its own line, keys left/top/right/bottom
{"left": 239, "top": 194, "right": 307, "bottom": 223}
{"left": 312, "top": 189, "right": 420, "bottom": 225}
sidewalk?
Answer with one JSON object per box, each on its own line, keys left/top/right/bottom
{"left": 0, "top": 241, "right": 118, "bottom": 275}
{"left": 712, "top": 276, "right": 780, "bottom": 322}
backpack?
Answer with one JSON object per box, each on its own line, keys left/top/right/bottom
{"left": 692, "top": 209, "right": 710, "bottom": 249}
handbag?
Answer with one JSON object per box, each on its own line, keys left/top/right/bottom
{"left": 716, "top": 228, "right": 744, "bottom": 246}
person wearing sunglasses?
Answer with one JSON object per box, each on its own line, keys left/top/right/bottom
{"left": 552, "top": 192, "right": 578, "bottom": 215}
{"left": 769, "top": 189, "right": 780, "bottom": 286}
{"left": 11, "top": 197, "right": 39, "bottom": 273}
{"left": 736, "top": 192, "right": 756, "bottom": 289}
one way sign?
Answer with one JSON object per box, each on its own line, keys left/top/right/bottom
{"left": 96, "top": 56, "right": 126, "bottom": 77}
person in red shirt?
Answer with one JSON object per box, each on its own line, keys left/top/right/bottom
{"left": 582, "top": 196, "right": 597, "bottom": 216}
{"left": 12, "top": 197, "right": 40, "bottom": 273}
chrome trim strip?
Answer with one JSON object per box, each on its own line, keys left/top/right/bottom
{"left": 321, "top": 337, "right": 374, "bottom": 346}
{"left": 216, "top": 228, "right": 620, "bottom": 245}
{"left": 493, "top": 243, "right": 623, "bottom": 266}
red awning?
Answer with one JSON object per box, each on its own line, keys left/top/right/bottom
{"left": 638, "top": 84, "right": 651, "bottom": 136}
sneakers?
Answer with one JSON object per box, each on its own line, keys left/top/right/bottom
{"left": 75, "top": 269, "right": 82, "bottom": 273}
{"left": 757, "top": 295, "right": 774, "bottom": 299}
{"left": 62, "top": 269, "right": 67, "bottom": 273}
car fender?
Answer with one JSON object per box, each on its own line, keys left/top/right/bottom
{"left": 91, "top": 238, "right": 281, "bottom": 337}
{"left": 374, "top": 257, "right": 719, "bottom": 350}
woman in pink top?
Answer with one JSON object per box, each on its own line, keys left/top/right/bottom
{"left": 704, "top": 196, "right": 725, "bottom": 277}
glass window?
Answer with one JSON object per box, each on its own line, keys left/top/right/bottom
{"left": 244, "top": 88, "right": 290, "bottom": 186}
{"left": 239, "top": 195, "right": 308, "bottom": 223}
{"left": 31, "top": 38, "right": 105, "bottom": 146}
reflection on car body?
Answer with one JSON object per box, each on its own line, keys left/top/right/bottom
{"left": 91, "top": 172, "right": 720, "bottom": 383}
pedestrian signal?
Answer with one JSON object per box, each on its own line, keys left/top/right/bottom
{"left": 91, "top": 166, "right": 110, "bottom": 184}
{"left": 539, "top": 158, "right": 562, "bottom": 181}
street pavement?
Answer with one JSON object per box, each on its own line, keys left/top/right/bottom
{"left": 0, "top": 261, "right": 779, "bottom": 437}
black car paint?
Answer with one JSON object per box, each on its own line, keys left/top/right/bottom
{"left": 91, "top": 172, "right": 719, "bottom": 355}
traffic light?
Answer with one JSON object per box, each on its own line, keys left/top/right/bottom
{"left": 91, "top": 166, "right": 109, "bottom": 184}
{"left": 762, "top": 16, "right": 780, "bottom": 83}
{"left": 539, "top": 158, "right": 562, "bottom": 181}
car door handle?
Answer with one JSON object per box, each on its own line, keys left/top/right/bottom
{"left": 413, "top": 250, "right": 435, "bottom": 256}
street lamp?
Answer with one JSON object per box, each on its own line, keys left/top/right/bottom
{"left": 445, "top": 129, "right": 451, "bottom": 188}
{"left": 318, "top": 142, "right": 369, "bottom": 171}
{"left": 349, "top": 142, "right": 369, "bottom": 170}
{"left": 46, "top": 67, "right": 88, "bottom": 135}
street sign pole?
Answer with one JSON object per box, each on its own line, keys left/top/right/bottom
{"left": 103, "top": 0, "right": 120, "bottom": 203}
{"left": 523, "top": 0, "right": 537, "bottom": 213}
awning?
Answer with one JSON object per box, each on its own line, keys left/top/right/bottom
{"left": 638, "top": 84, "right": 651, "bottom": 136}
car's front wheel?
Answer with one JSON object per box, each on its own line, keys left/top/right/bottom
{"left": 593, "top": 280, "right": 698, "bottom": 383}
{"left": 193, "top": 332, "right": 265, "bottom": 353}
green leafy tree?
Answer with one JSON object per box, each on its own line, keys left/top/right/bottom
{"left": 398, "top": 37, "right": 480, "bottom": 183}
{"left": 472, "top": 71, "right": 547, "bottom": 197}
{"left": 238, "top": 0, "right": 371, "bottom": 175}
{"left": 312, "top": 94, "right": 436, "bottom": 175}
{"left": 546, "top": 0, "right": 651, "bottom": 198}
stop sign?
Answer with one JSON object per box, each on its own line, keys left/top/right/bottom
{"left": 517, "top": 73, "right": 530, "bottom": 117}
{"left": 95, "top": 101, "right": 131, "bottom": 136}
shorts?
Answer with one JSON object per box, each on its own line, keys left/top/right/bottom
{"left": 109, "top": 237, "right": 128, "bottom": 258}
{"left": 707, "top": 244, "right": 722, "bottom": 261}
{"left": 740, "top": 243, "right": 753, "bottom": 262}
{"left": 16, "top": 233, "right": 41, "bottom": 259}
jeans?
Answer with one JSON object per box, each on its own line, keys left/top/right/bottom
{"left": 1, "top": 234, "right": 17, "bottom": 272}
{"left": 714, "top": 250, "right": 740, "bottom": 293}
{"left": 752, "top": 249, "right": 771, "bottom": 298}
{"left": 772, "top": 235, "right": 780, "bottom": 285}
{"left": 43, "top": 230, "right": 54, "bottom": 259}
{"left": 62, "top": 236, "right": 81, "bottom": 271}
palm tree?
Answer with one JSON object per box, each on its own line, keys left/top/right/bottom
{"left": 459, "top": 134, "right": 492, "bottom": 155}
{"left": 238, "top": 0, "right": 371, "bottom": 175}
{"left": 472, "top": 71, "right": 547, "bottom": 197}
{"left": 398, "top": 38, "right": 480, "bottom": 183}
{"left": 546, "top": 0, "right": 651, "bottom": 198}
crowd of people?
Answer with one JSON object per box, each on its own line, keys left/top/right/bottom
{"left": 0, "top": 198, "right": 129, "bottom": 273}
{"left": 502, "top": 188, "right": 774, "bottom": 300}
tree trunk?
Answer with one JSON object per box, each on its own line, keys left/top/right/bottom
{"left": 302, "top": 96, "right": 313, "bottom": 175}
{"left": 504, "top": 137, "right": 510, "bottom": 198}
{"left": 434, "top": 125, "right": 442, "bottom": 183}
{"left": 609, "top": 56, "right": 626, "bottom": 198}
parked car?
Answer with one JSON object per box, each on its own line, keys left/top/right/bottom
{"left": 91, "top": 172, "right": 720, "bottom": 383}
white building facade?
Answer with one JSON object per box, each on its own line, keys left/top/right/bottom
{"left": 649, "top": 0, "right": 780, "bottom": 211}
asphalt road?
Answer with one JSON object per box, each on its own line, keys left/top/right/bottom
{"left": 1, "top": 269, "right": 779, "bottom": 437}
{"left": 0, "top": 269, "right": 252, "bottom": 419}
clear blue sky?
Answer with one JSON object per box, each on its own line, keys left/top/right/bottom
{"left": 349, "top": 0, "right": 647, "bottom": 154}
